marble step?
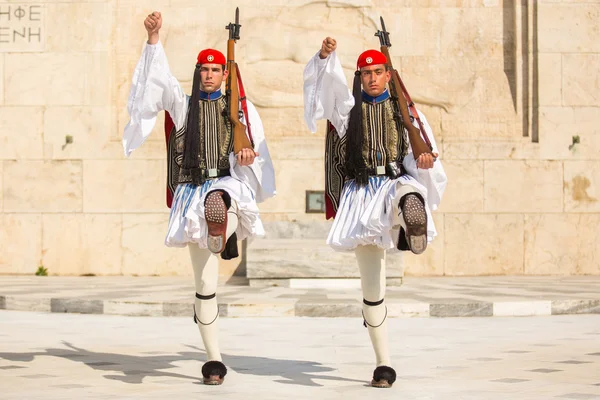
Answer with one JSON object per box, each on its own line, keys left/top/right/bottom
{"left": 246, "top": 238, "right": 404, "bottom": 280}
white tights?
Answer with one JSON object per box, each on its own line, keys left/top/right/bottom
{"left": 187, "top": 198, "right": 239, "bottom": 362}
{"left": 355, "top": 245, "right": 391, "bottom": 367}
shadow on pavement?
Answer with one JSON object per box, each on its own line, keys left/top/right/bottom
{"left": 0, "top": 341, "right": 364, "bottom": 387}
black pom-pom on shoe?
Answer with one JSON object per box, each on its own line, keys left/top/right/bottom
{"left": 202, "top": 360, "right": 227, "bottom": 385}
{"left": 371, "top": 366, "right": 396, "bottom": 388}
{"left": 396, "top": 227, "right": 410, "bottom": 251}
{"left": 220, "top": 232, "right": 239, "bottom": 260}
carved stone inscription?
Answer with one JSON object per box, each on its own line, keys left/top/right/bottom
{"left": 0, "top": 4, "right": 44, "bottom": 52}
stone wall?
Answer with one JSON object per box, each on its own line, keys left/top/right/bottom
{"left": 0, "top": 0, "right": 598, "bottom": 277}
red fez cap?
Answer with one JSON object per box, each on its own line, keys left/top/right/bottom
{"left": 356, "top": 49, "right": 387, "bottom": 70}
{"left": 196, "top": 49, "right": 226, "bottom": 66}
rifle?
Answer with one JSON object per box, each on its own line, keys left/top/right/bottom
{"left": 225, "top": 7, "right": 254, "bottom": 154}
{"left": 375, "top": 17, "right": 433, "bottom": 160}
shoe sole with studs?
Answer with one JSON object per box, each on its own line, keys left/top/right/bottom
{"left": 402, "top": 194, "right": 427, "bottom": 255}
{"left": 205, "top": 191, "right": 228, "bottom": 254}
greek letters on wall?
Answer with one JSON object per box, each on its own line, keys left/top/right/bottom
{"left": 0, "top": 4, "right": 44, "bottom": 52}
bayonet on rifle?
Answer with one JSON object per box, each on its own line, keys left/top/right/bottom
{"left": 375, "top": 17, "right": 433, "bottom": 159}
{"left": 225, "top": 7, "right": 253, "bottom": 154}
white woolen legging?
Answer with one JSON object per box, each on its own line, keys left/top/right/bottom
{"left": 355, "top": 245, "right": 391, "bottom": 367}
{"left": 187, "top": 199, "right": 239, "bottom": 362}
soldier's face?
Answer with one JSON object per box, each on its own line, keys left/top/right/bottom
{"left": 360, "top": 65, "right": 390, "bottom": 97}
{"left": 200, "top": 64, "right": 228, "bottom": 93}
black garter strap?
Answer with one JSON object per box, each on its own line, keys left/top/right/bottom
{"left": 196, "top": 293, "right": 216, "bottom": 300}
{"left": 363, "top": 298, "right": 384, "bottom": 307}
{"left": 193, "top": 293, "right": 219, "bottom": 326}
{"left": 362, "top": 298, "right": 387, "bottom": 328}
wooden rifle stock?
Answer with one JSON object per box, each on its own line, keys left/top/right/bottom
{"left": 225, "top": 8, "right": 253, "bottom": 155}
{"left": 226, "top": 40, "right": 253, "bottom": 154}
{"left": 379, "top": 46, "right": 432, "bottom": 160}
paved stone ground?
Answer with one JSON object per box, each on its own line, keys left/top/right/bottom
{"left": 1, "top": 276, "right": 599, "bottom": 318}
{"left": 0, "top": 311, "right": 599, "bottom": 399}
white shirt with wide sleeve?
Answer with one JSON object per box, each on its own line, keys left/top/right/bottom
{"left": 303, "top": 51, "right": 448, "bottom": 250}
{"left": 123, "top": 41, "right": 275, "bottom": 247}
{"left": 123, "top": 41, "right": 275, "bottom": 204}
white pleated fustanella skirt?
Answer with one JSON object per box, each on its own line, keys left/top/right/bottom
{"left": 327, "top": 174, "right": 436, "bottom": 252}
{"left": 165, "top": 177, "right": 263, "bottom": 248}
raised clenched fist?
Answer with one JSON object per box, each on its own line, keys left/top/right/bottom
{"left": 319, "top": 37, "right": 337, "bottom": 59}
{"left": 144, "top": 11, "right": 162, "bottom": 36}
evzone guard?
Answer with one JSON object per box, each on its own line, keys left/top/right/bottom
{"left": 303, "top": 18, "right": 448, "bottom": 387}
{"left": 122, "top": 9, "right": 275, "bottom": 385}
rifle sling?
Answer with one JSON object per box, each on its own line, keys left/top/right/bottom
{"left": 236, "top": 67, "right": 254, "bottom": 147}
{"left": 393, "top": 70, "right": 433, "bottom": 150}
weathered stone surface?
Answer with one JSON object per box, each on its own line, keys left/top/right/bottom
{"left": 430, "top": 303, "right": 493, "bottom": 318}
{"left": 84, "top": 52, "right": 112, "bottom": 107}
{"left": 539, "top": 107, "right": 600, "bottom": 160}
{"left": 4, "top": 54, "right": 87, "bottom": 106}
{"left": 46, "top": 2, "right": 113, "bottom": 52}
{"left": 552, "top": 299, "right": 600, "bottom": 315}
{"left": 227, "top": 303, "right": 295, "bottom": 317}
{"left": 538, "top": 53, "right": 562, "bottom": 107}
{"left": 564, "top": 161, "right": 600, "bottom": 212}
{"left": 3, "top": 296, "right": 50, "bottom": 312}
{"left": 43, "top": 107, "right": 119, "bottom": 160}
{"left": 104, "top": 300, "right": 163, "bottom": 316}
{"left": 444, "top": 214, "right": 524, "bottom": 276}
{"left": 246, "top": 222, "right": 403, "bottom": 279}
{"left": 42, "top": 214, "right": 123, "bottom": 276}
{"left": 0, "top": 54, "right": 3, "bottom": 105}
{"left": 439, "top": 8, "right": 503, "bottom": 60}
{"left": 265, "top": 159, "right": 325, "bottom": 215}
{"left": 524, "top": 214, "right": 600, "bottom": 275}
{"left": 251, "top": 105, "right": 307, "bottom": 137}
{"left": 0, "top": 107, "right": 44, "bottom": 160}
{"left": 493, "top": 301, "right": 551, "bottom": 317}
{"left": 83, "top": 159, "right": 165, "bottom": 212}
{"left": 393, "top": 6, "right": 519, "bottom": 141}
{"left": 484, "top": 161, "right": 563, "bottom": 213}
{"left": 162, "top": 302, "right": 193, "bottom": 317}
{"left": 437, "top": 161, "right": 484, "bottom": 213}
{"left": 295, "top": 303, "right": 360, "bottom": 318}
{"left": 562, "top": 54, "right": 600, "bottom": 107}
{"left": 442, "top": 139, "right": 540, "bottom": 161}
{"left": 121, "top": 213, "right": 191, "bottom": 277}
{"left": 0, "top": 214, "right": 42, "bottom": 275}
{"left": 246, "top": 239, "right": 395, "bottom": 279}
{"left": 3, "top": 160, "right": 83, "bottom": 212}
{"left": 265, "top": 137, "right": 324, "bottom": 161}
{"left": 402, "top": 56, "right": 518, "bottom": 140}
{"left": 394, "top": 0, "right": 501, "bottom": 6}
{"left": 51, "top": 298, "right": 104, "bottom": 314}
{"left": 260, "top": 220, "right": 332, "bottom": 239}
{"left": 538, "top": 3, "right": 600, "bottom": 53}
